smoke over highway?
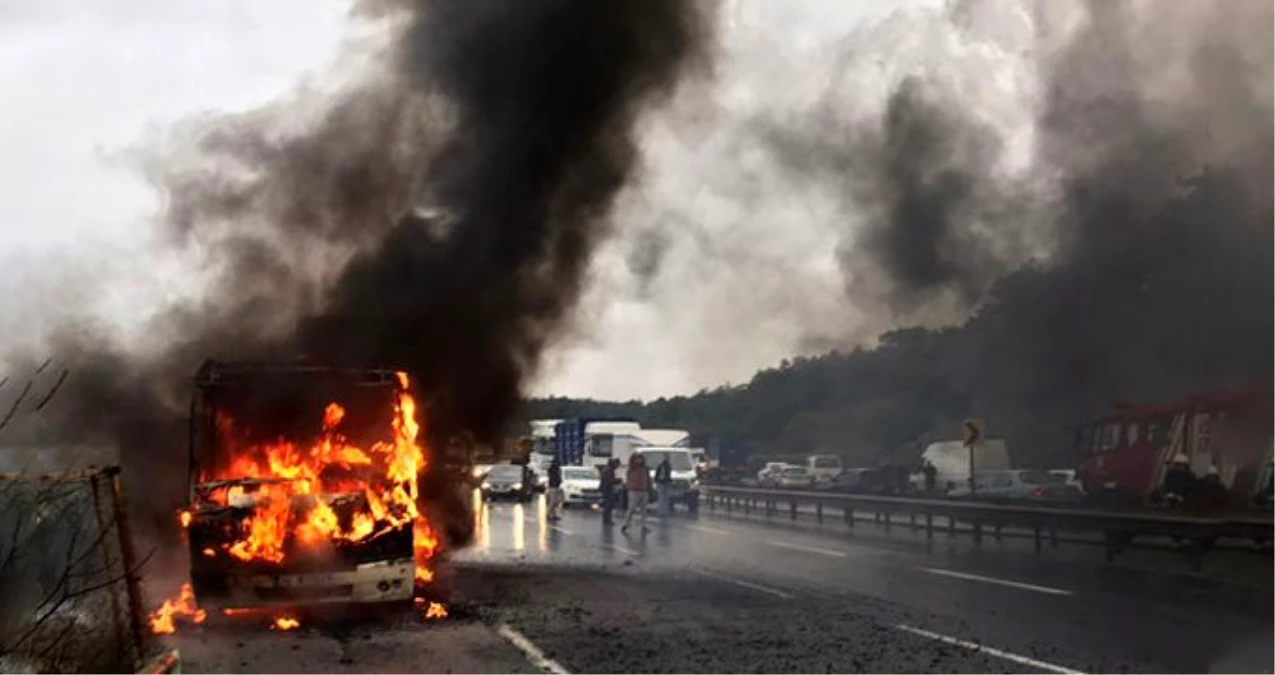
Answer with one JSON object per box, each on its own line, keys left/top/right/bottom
{"left": 741, "top": 0, "right": 1273, "bottom": 459}
{"left": 1, "top": 0, "right": 715, "bottom": 540}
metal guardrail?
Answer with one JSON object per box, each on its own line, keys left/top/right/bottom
{"left": 702, "top": 485, "right": 1273, "bottom": 571}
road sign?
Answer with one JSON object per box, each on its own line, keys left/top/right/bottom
{"left": 963, "top": 419, "right": 984, "bottom": 447}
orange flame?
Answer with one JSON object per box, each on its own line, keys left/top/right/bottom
{"left": 192, "top": 373, "right": 439, "bottom": 584}
{"left": 179, "top": 510, "right": 192, "bottom": 529}
{"left": 148, "top": 583, "right": 206, "bottom": 635}
{"left": 272, "top": 616, "right": 300, "bottom": 631}
{"left": 424, "top": 602, "right": 448, "bottom": 620}
{"left": 414, "top": 518, "right": 440, "bottom": 584}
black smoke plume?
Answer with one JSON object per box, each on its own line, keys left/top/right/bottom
{"left": 760, "top": 0, "right": 1272, "bottom": 463}
{"left": 2, "top": 0, "right": 715, "bottom": 548}
{"left": 765, "top": 75, "right": 1031, "bottom": 316}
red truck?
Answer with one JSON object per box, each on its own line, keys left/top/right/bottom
{"left": 1077, "top": 386, "right": 1273, "bottom": 506}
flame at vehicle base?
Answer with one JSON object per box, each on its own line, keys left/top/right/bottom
{"left": 148, "top": 583, "right": 206, "bottom": 635}
{"left": 415, "top": 597, "right": 448, "bottom": 620}
{"left": 272, "top": 616, "right": 300, "bottom": 631}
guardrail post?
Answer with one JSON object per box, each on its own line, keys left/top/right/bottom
{"left": 816, "top": 502, "right": 823, "bottom": 524}
{"left": 973, "top": 521, "right": 983, "bottom": 546}
{"left": 726, "top": 495, "right": 733, "bottom": 513}
{"left": 994, "top": 523, "right": 1002, "bottom": 542}
{"left": 744, "top": 496, "right": 751, "bottom": 514}
{"left": 790, "top": 500, "right": 797, "bottom": 521}
{"left": 1033, "top": 525, "right": 1042, "bottom": 553}
{"left": 909, "top": 512, "right": 917, "bottom": 532}
{"left": 926, "top": 513, "right": 933, "bottom": 540}
{"left": 1050, "top": 528, "right": 1059, "bottom": 549}
{"left": 883, "top": 509, "right": 891, "bottom": 532}
{"left": 844, "top": 505, "right": 853, "bottom": 528}
{"left": 948, "top": 516, "right": 955, "bottom": 538}
{"left": 766, "top": 499, "right": 774, "bottom": 517}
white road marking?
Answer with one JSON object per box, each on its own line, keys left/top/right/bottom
{"left": 683, "top": 523, "right": 729, "bottom": 535}
{"left": 694, "top": 569, "right": 794, "bottom": 600}
{"left": 895, "top": 624, "right": 1085, "bottom": 674}
{"left": 919, "top": 567, "right": 1073, "bottom": 596}
{"left": 496, "top": 624, "right": 570, "bottom": 675}
{"left": 764, "top": 540, "right": 849, "bottom": 558}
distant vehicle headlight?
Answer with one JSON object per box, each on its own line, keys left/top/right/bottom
{"left": 472, "top": 466, "right": 487, "bottom": 478}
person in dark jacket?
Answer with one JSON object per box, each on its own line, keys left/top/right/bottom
{"left": 922, "top": 461, "right": 938, "bottom": 495}
{"left": 1160, "top": 454, "right": 1197, "bottom": 507}
{"left": 599, "top": 459, "right": 620, "bottom": 525}
{"left": 654, "top": 456, "right": 674, "bottom": 516}
{"left": 547, "top": 458, "right": 564, "bottom": 521}
{"left": 1192, "top": 466, "right": 1229, "bottom": 511}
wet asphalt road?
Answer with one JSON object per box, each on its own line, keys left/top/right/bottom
{"left": 174, "top": 490, "right": 1273, "bottom": 673}
{"left": 452, "top": 492, "right": 1272, "bottom": 674}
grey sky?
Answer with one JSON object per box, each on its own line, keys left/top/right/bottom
{"left": 0, "top": 0, "right": 1033, "bottom": 402}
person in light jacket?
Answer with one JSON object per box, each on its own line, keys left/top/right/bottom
{"left": 622, "top": 454, "right": 652, "bottom": 535}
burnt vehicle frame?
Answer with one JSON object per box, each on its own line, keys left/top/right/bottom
{"left": 185, "top": 360, "right": 415, "bottom": 610}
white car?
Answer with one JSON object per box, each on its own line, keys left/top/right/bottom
{"left": 561, "top": 466, "right": 603, "bottom": 508}
{"left": 1049, "top": 469, "right": 1085, "bottom": 494}
{"left": 773, "top": 466, "right": 814, "bottom": 489}
{"left": 757, "top": 462, "right": 789, "bottom": 484}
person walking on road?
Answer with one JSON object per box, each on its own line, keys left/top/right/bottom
{"left": 599, "top": 459, "right": 620, "bottom": 525}
{"left": 654, "top": 455, "right": 674, "bottom": 516}
{"left": 547, "top": 457, "right": 564, "bottom": 521}
{"left": 622, "top": 454, "right": 651, "bottom": 535}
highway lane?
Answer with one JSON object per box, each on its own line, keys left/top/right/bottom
{"left": 166, "top": 490, "right": 1271, "bottom": 673}
{"left": 454, "top": 492, "right": 1272, "bottom": 674}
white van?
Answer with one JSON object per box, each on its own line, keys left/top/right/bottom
{"left": 806, "top": 455, "right": 843, "bottom": 485}
{"left": 630, "top": 447, "right": 700, "bottom": 512}
{"left": 920, "top": 439, "right": 1011, "bottom": 493}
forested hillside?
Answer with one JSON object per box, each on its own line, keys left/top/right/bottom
{"left": 525, "top": 172, "right": 1273, "bottom": 468}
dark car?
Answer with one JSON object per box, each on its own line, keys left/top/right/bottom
{"left": 827, "top": 468, "right": 890, "bottom": 494}
{"left": 481, "top": 464, "right": 536, "bottom": 502}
